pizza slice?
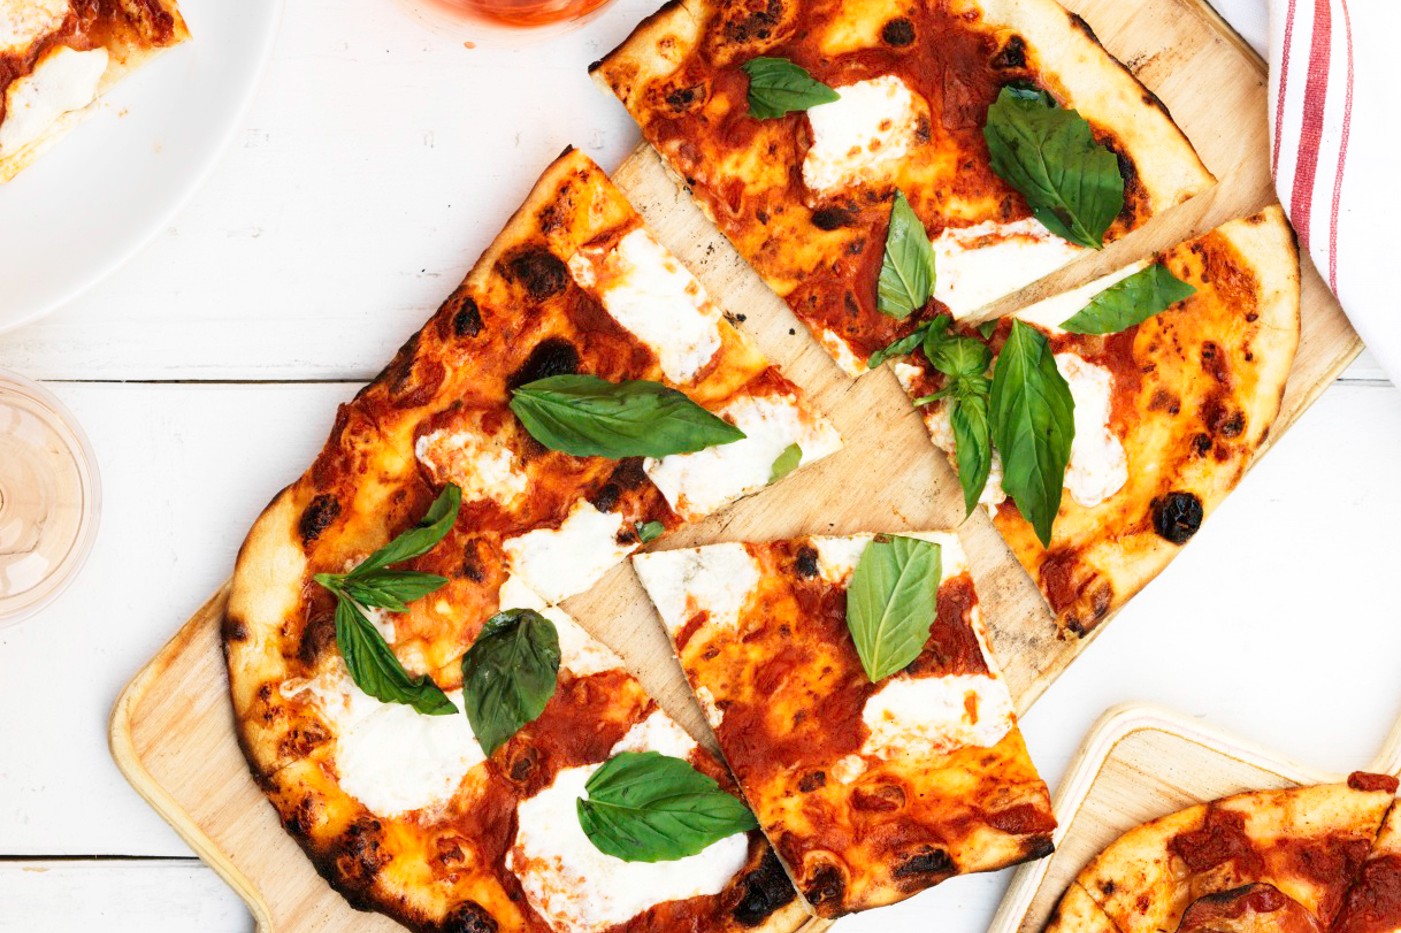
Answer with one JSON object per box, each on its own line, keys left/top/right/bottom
{"left": 592, "top": 0, "right": 1214, "bottom": 374}
{"left": 632, "top": 531, "right": 1055, "bottom": 917}
{"left": 225, "top": 147, "right": 838, "bottom": 930}
{"left": 1333, "top": 783, "right": 1401, "bottom": 933}
{"left": 1, "top": 0, "right": 189, "bottom": 181}
{"left": 890, "top": 208, "right": 1299, "bottom": 634}
{"left": 1065, "top": 775, "right": 1397, "bottom": 933}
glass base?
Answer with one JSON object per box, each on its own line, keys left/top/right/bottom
{"left": 0, "top": 372, "right": 101, "bottom": 627}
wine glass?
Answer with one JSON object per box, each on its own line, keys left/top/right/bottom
{"left": 0, "top": 371, "right": 101, "bottom": 627}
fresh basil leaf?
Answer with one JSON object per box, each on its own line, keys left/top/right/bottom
{"left": 926, "top": 330, "right": 991, "bottom": 381}
{"left": 578, "top": 751, "right": 758, "bottom": 862}
{"left": 355, "top": 484, "right": 462, "bottom": 575}
{"left": 510, "top": 375, "right": 745, "bottom": 459}
{"left": 1060, "top": 263, "right": 1197, "bottom": 335}
{"left": 335, "top": 599, "right": 457, "bottom": 715}
{"left": 340, "top": 570, "right": 449, "bottom": 613}
{"left": 846, "top": 535, "right": 942, "bottom": 683}
{"left": 461, "top": 608, "right": 561, "bottom": 757}
{"left": 989, "top": 321, "right": 1075, "bottom": 547}
{"left": 951, "top": 393, "right": 993, "bottom": 517}
{"left": 983, "top": 85, "right": 1124, "bottom": 249}
{"left": 635, "top": 520, "right": 665, "bottom": 544}
{"left": 877, "top": 191, "right": 936, "bottom": 319}
{"left": 742, "top": 56, "right": 840, "bottom": 119}
{"left": 769, "top": 442, "right": 803, "bottom": 483}
{"left": 978, "top": 320, "right": 999, "bottom": 340}
{"left": 866, "top": 323, "right": 931, "bottom": 370}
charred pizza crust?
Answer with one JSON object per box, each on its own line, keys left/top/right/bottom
{"left": 591, "top": 0, "right": 1214, "bottom": 372}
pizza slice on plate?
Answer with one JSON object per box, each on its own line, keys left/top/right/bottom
{"left": 0, "top": 0, "right": 189, "bottom": 181}
{"left": 225, "top": 147, "right": 837, "bottom": 931}
{"left": 633, "top": 531, "right": 1055, "bottom": 917}
{"left": 1333, "top": 787, "right": 1401, "bottom": 933}
{"left": 1052, "top": 774, "right": 1399, "bottom": 933}
{"left": 592, "top": 0, "right": 1214, "bottom": 373}
{"left": 890, "top": 208, "right": 1300, "bottom": 635}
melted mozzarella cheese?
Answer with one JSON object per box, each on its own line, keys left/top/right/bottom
{"left": 802, "top": 75, "right": 922, "bottom": 193}
{"left": 830, "top": 753, "right": 868, "bottom": 785}
{"left": 860, "top": 669, "right": 1015, "bottom": 760}
{"left": 0, "top": 45, "right": 108, "bottom": 157}
{"left": 695, "top": 686, "right": 725, "bottom": 729}
{"left": 1012, "top": 260, "right": 1151, "bottom": 335}
{"left": 568, "top": 228, "right": 723, "bottom": 384}
{"left": 498, "top": 574, "right": 623, "bottom": 678}
{"left": 287, "top": 668, "right": 484, "bottom": 818}
{"left": 508, "top": 762, "right": 750, "bottom": 933}
{"left": 1055, "top": 353, "right": 1128, "bottom": 509}
{"left": 632, "top": 543, "right": 762, "bottom": 638}
{"left": 502, "top": 501, "right": 636, "bottom": 604}
{"left": 644, "top": 392, "right": 842, "bottom": 521}
{"left": 820, "top": 328, "right": 866, "bottom": 377}
{"left": 808, "top": 532, "right": 969, "bottom": 586}
{"left": 931, "top": 218, "right": 1083, "bottom": 320}
{"left": 415, "top": 427, "right": 528, "bottom": 509}
{"left": 610, "top": 709, "right": 697, "bottom": 758}
{"left": 0, "top": 0, "right": 68, "bottom": 56}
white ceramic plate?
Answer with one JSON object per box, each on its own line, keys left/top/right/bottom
{"left": 0, "top": 0, "right": 283, "bottom": 333}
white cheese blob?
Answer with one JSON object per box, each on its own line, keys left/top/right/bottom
{"left": 502, "top": 501, "right": 636, "bottom": 604}
{"left": 508, "top": 762, "right": 750, "bottom": 933}
{"left": 830, "top": 753, "right": 868, "bottom": 785}
{"left": 931, "top": 218, "right": 1083, "bottom": 320}
{"left": 1055, "top": 352, "right": 1128, "bottom": 509}
{"left": 286, "top": 668, "right": 484, "bottom": 818}
{"left": 568, "top": 228, "right": 723, "bottom": 384}
{"left": 808, "top": 531, "right": 969, "bottom": 587}
{"left": 415, "top": 427, "right": 529, "bottom": 509}
{"left": 860, "top": 668, "right": 1015, "bottom": 760}
{"left": 820, "top": 327, "right": 866, "bottom": 377}
{"left": 610, "top": 709, "right": 697, "bottom": 758}
{"left": 632, "top": 543, "right": 762, "bottom": 638}
{"left": 0, "top": 0, "right": 68, "bottom": 56}
{"left": 695, "top": 686, "right": 725, "bottom": 729}
{"left": 802, "top": 75, "right": 922, "bottom": 193}
{"left": 1012, "top": 260, "right": 1151, "bottom": 335}
{"left": 0, "top": 45, "right": 108, "bottom": 158}
{"left": 644, "top": 392, "right": 842, "bottom": 521}
{"left": 497, "top": 574, "right": 623, "bottom": 679}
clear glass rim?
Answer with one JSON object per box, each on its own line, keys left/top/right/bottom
{"left": 0, "top": 371, "right": 103, "bottom": 628}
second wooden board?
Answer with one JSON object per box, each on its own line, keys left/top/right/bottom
{"left": 110, "top": 0, "right": 1361, "bottom": 929}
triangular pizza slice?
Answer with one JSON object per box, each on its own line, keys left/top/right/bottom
{"left": 593, "top": 0, "right": 1214, "bottom": 374}
{"left": 632, "top": 531, "right": 1055, "bottom": 917}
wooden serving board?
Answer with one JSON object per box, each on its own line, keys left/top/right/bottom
{"left": 110, "top": 2, "right": 1361, "bottom": 930}
{"left": 987, "top": 703, "right": 1401, "bottom": 933}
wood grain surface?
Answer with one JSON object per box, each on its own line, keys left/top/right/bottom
{"left": 987, "top": 703, "right": 1401, "bottom": 933}
{"left": 109, "top": 1, "right": 1361, "bottom": 930}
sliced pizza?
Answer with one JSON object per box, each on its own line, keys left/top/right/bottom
{"left": 225, "top": 147, "right": 838, "bottom": 931}
{"left": 1, "top": 0, "right": 189, "bottom": 181}
{"left": 1333, "top": 779, "right": 1401, "bottom": 933}
{"left": 891, "top": 208, "right": 1299, "bottom": 634}
{"left": 1060, "top": 774, "right": 1398, "bottom": 933}
{"left": 632, "top": 531, "right": 1055, "bottom": 917}
{"left": 592, "top": 0, "right": 1214, "bottom": 374}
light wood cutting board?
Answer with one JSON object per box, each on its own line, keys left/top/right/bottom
{"left": 110, "top": 2, "right": 1362, "bottom": 930}
{"left": 987, "top": 703, "right": 1401, "bottom": 933}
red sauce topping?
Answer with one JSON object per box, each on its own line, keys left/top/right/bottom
{"left": 1169, "top": 806, "right": 1263, "bottom": 875}
{"left": 1349, "top": 772, "right": 1400, "bottom": 794}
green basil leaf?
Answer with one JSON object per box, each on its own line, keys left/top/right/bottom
{"left": 769, "top": 442, "right": 803, "bottom": 483}
{"left": 578, "top": 751, "right": 758, "bottom": 862}
{"left": 1060, "top": 263, "right": 1197, "bottom": 335}
{"left": 926, "top": 330, "right": 992, "bottom": 381}
{"left": 355, "top": 484, "right": 462, "bottom": 575}
{"left": 635, "top": 520, "right": 665, "bottom": 544}
{"left": 978, "top": 320, "right": 999, "bottom": 340}
{"left": 846, "top": 535, "right": 942, "bottom": 683}
{"left": 866, "top": 323, "right": 931, "bottom": 370}
{"left": 510, "top": 375, "right": 746, "bottom": 459}
{"left": 461, "top": 608, "right": 561, "bottom": 757}
{"left": 877, "top": 191, "right": 937, "bottom": 319}
{"left": 334, "top": 599, "right": 457, "bottom": 715}
{"left": 951, "top": 393, "right": 993, "bottom": 517}
{"left": 983, "top": 85, "right": 1124, "bottom": 250}
{"left": 742, "top": 56, "right": 840, "bottom": 119}
{"left": 989, "top": 321, "right": 1075, "bottom": 547}
{"left": 340, "top": 570, "right": 449, "bottom": 613}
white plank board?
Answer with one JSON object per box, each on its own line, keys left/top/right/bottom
{"left": 4, "top": 378, "right": 1401, "bottom": 870}
{"left": 0, "top": 860, "right": 250, "bottom": 933}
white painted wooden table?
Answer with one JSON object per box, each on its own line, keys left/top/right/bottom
{"left": 6, "top": 1, "right": 1398, "bottom": 931}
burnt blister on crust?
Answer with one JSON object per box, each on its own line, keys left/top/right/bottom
{"left": 1152, "top": 492, "right": 1204, "bottom": 545}
{"left": 811, "top": 205, "right": 856, "bottom": 231}
{"left": 299, "top": 494, "right": 341, "bottom": 542}
{"left": 802, "top": 861, "right": 847, "bottom": 913}
{"left": 881, "top": 18, "right": 915, "bottom": 46}
{"left": 448, "top": 291, "right": 484, "bottom": 338}
{"left": 794, "top": 545, "right": 820, "bottom": 578}
{"left": 503, "top": 248, "right": 570, "bottom": 300}
{"left": 893, "top": 846, "right": 954, "bottom": 879}
{"left": 439, "top": 902, "right": 499, "bottom": 933}
{"left": 732, "top": 849, "right": 798, "bottom": 926}
{"left": 990, "top": 34, "right": 1026, "bottom": 68}
{"left": 508, "top": 337, "right": 580, "bottom": 390}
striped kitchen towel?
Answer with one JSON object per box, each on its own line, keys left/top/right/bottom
{"left": 1268, "top": 0, "right": 1401, "bottom": 383}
